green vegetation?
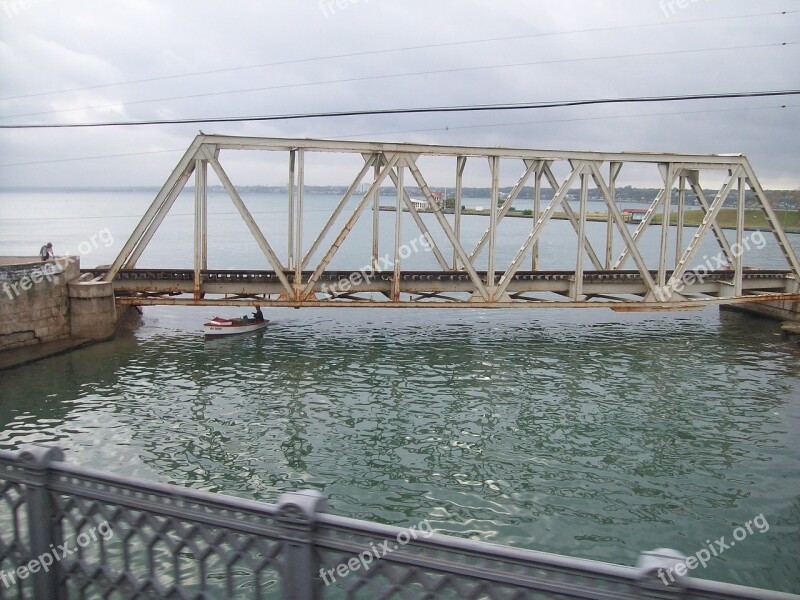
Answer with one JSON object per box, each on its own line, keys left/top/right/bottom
{"left": 651, "top": 208, "right": 800, "bottom": 230}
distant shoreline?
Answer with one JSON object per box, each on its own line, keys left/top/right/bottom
{"left": 378, "top": 206, "right": 800, "bottom": 234}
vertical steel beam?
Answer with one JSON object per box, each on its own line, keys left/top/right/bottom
{"left": 541, "top": 163, "right": 603, "bottom": 270}
{"left": 288, "top": 150, "right": 296, "bottom": 270}
{"left": 532, "top": 163, "right": 544, "bottom": 271}
{"left": 606, "top": 162, "right": 622, "bottom": 269}
{"left": 454, "top": 156, "right": 466, "bottom": 270}
{"left": 676, "top": 175, "right": 686, "bottom": 266}
{"left": 666, "top": 167, "right": 741, "bottom": 288}
{"left": 589, "top": 163, "right": 659, "bottom": 296}
{"left": 295, "top": 150, "right": 304, "bottom": 295}
{"left": 488, "top": 156, "right": 500, "bottom": 289}
{"left": 735, "top": 175, "right": 746, "bottom": 296}
{"left": 574, "top": 171, "right": 589, "bottom": 299}
{"left": 392, "top": 164, "right": 404, "bottom": 301}
{"left": 495, "top": 162, "right": 585, "bottom": 299}
{"left": 404, "top": 157, "right": 490, "bottom": 300}
{"left": 372, "top": 155, "right": 381, "bottom": 271}
{"left": 204, "top": 149, "right": 294, "bottom": 296}
{"left": 193, "top": 158, "right": 207, "bottom": 298}
{"left": 658, "top": 164, "right": 675, "bottom": 289}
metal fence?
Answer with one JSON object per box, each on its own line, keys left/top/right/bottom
{"left": 0, "top": 444, "right": 797, "bottom": 600}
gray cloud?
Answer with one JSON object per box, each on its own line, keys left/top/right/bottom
{"left": 0, "top": 0, "right": 797, "bottom": 188}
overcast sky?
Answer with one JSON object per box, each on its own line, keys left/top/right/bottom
{"left": 0, "top": 0, "right": 798, "bottom": 189}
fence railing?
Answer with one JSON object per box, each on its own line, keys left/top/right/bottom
{"left": 0, "top": 444, "right": 797, "bottom": 600}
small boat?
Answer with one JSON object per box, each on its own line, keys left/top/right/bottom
{"left": 203, "top": 315, "right": 269, "bottom": 338}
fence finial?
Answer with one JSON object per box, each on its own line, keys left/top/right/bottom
{"left": 637, "top": 548, "right": 688, "bottom": 593}
{"left": 17, "top": 444, "right": 65, "bottom": 467}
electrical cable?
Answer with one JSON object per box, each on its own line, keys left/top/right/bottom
{"left": 2, "top": 90, "right": 798, "bottom": 130}
{"left": 1, "top": 9, "right": 793, "bottom": 102}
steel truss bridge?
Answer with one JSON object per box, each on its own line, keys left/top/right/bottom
{"left": 96, "top": 134, "right": 800, "bottom": 310}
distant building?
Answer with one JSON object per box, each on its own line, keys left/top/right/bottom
{"left": 622, "top": 208, "right": 648, "bottom": 224}
{"left": 410, "top": 193, "right": 443, "bottom": 211}
{"left": 410, "top": 198, "right": 428, "bottom": 210}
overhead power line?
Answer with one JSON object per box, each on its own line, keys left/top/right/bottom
{"left": 1, "top": 103, "right": 797, "bottom": 168}
{"left": 0, "top": 9, "right": 794, "bottom": 102}
{"left": 1, "top": 90, "right": 798, "bottom": 130}
{"left": 1, "top": 42, "right": 793, "bottom": 121}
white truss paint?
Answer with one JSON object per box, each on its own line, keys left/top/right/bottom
{"left": 101, "top": 135, "right": 800, "bottom": 310}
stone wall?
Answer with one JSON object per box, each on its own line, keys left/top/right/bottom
{"left": 0, "top": 257, "right": 81, "bottom": 352}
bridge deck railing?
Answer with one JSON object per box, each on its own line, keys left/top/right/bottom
{"left": 1, "top": 445, "right": 797, "bottom": 600}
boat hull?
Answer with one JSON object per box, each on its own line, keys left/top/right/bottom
{"left": 203, "top": 317, "right": 269, "bottom": 338}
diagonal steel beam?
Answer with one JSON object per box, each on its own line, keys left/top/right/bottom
{"left": 403, "top": 155, "right": 490, "bottom": 301}
{"left": 302, "top": 154, "right": 378, "bottom": 269}
{"left": 204, "top": 148, "right": 294, "bottom": 297}
{"left": 301, "top": 153, "right": 400, "bottom": 298}
{"left": 104, "top": 136, "right": 203, "bottom": 281}
{"left": 589, "top": 162, "right": 659, "bottom": 297}
{"left": 685, "top": 173, "right": 735, "bottom": 265}
{"left": 666, "top": 166, "right": 742, "bottom": 290}
{"left": 468, "top": 159, "right": 541, "bottom": 263}
{"left": 385, "top": 166, "right": 450, "bottom": 270}
{"left": 612, "top": 187, "right": 666, "bottom": 270}
{"left": 126, "top": 165, "right": 195, "bottom": 270}
{"left": 542, "top": 163, "right": 604, "bottom": 270}
{"left": 495, "top": 162, "right": 586, "bottom": 299}
{"left": 742, "top": 160, "right": 800, "bottom": 278}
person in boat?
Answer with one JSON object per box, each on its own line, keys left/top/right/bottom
{"left": 253, "top": 306, "right": 263, "bottom": 321}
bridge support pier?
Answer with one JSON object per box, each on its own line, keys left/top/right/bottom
{"left": 68, "top": 280, "right": 118, "bottom": 341}
{"left": 722, "top": 279, "right": 800, "bottom": 323}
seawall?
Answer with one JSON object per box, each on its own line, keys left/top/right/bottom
{"left": 0, "top": 256, "right": 125, "bottom": 368}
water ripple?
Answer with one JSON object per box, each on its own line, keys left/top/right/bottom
{"left": 1, "top": 307, "right": 798, "bottom": 591}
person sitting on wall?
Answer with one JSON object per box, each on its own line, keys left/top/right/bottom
{"left": 39, "top": 242, "right": 54, "bottom": 261}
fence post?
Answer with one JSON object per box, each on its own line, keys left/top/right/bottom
{"left": 276, "top": 490, "right": 328, "bottom": 600}
{"left": 17, "top": 444, "right": 65, "bottom": 600}
{"left": 636, "top": 548, "right": 688, "bottom": 598}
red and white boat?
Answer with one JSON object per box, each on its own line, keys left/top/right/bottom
{"left": 203, "top": 315, "right": 269, "bottom": 338}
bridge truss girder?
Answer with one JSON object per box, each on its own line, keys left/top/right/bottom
{"left": 102, "top": 135, "right": 800, "bottom": 310}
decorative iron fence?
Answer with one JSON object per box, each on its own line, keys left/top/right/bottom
{"left": 0, "top": 444, "right": 797, "bottom": 600}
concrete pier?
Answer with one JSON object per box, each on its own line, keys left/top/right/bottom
{"left": 0, "top": 256, "right": 126, "bottom": 369}
{"left": 722, "top": 278, "right": 800, "bottom": 323}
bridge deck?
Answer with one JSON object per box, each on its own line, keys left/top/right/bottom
{"left": 83, "top": 268, "right": 797, "bottom": 310}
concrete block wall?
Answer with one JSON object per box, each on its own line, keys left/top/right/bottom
{"left": 0, "top": 257, "right": 81, "bottom": 352}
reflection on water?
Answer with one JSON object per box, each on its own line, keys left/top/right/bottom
{"left": 1, "top": 306, "right": 799, "bottom": 591}
{"left": 2, "top": 190, "right": 800, "bottom": 592}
